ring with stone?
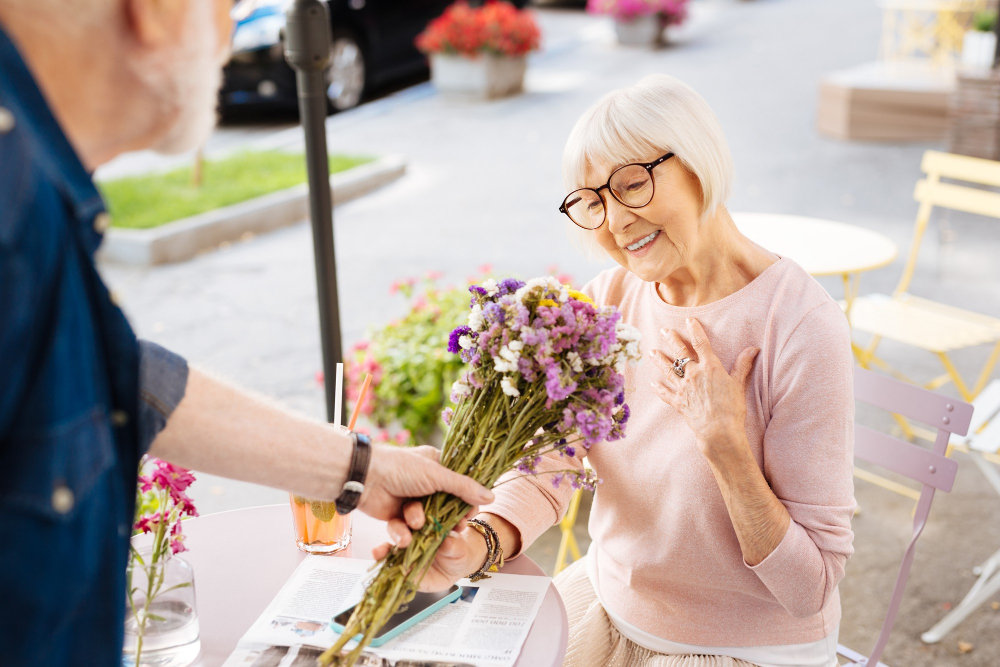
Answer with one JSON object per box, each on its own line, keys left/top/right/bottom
{"left": 672, "top": 357, "right": 692, "bottom": 378}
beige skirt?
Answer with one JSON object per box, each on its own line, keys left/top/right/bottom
{"left": 553, "top": 559, "right": 760, "bottom": 667}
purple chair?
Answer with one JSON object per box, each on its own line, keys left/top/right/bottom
{"left": 837, "top": 367, "right": 974, "bottom": 666}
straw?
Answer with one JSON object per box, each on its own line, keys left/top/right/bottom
{"left": 333, "top": 363, "right": 344, "bottom": 426}
{"left": 347, "top": 373, "right": 372, "bottom": 431}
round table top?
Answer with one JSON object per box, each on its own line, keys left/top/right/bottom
{"left": 178, "top": 504, "right": 567, "bottom": 667}
{"left": 732, "top": 212, "right": 898, "bottom": 277}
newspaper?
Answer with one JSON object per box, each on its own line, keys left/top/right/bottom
{"left": 223, "top": 555, "right": 550, "bottom": 667}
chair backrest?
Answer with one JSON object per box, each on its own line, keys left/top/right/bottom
{"left": 895, "top": 150, "right": 1000, "bottom": 296}
{"left": 848, "top": 367, "right": 974, "bottom": 666}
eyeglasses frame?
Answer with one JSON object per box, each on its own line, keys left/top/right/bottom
{"left": 558, "top": 152, "right": 675, "bottom": 230}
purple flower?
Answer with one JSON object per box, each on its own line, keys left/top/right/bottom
{"left": 448, "top": 326, "right": 473, "bottom": 354}
{"left": 497, "top": 278, "right": 526, "bottom": 296}
{"left": 442, "top": 407, "right": 454, "bottom": 425}
{"left": 563, "top": 445, "right": 575, "bottom": 457}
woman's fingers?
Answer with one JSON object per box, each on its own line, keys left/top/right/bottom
{"left": 648, "top": 350, "right": 682, "bottom": 388}
{"left": 685, "top": 318, "right": 716, "bottom": 363}
{"left": 650, "top": 381, "right": 678, "bottom": 409}
{"left": 730, "top": 346, "right": 761, "bottom": 385}
{"left": 661, "top": 328, "right": 696, "bottom": 363}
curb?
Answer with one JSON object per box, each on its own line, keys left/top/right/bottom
{"left": 98, "top": 154, "right": 406, "bottom": 266}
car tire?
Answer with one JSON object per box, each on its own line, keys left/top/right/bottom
{"left": 325, "top": 30, "right": 367, "bottom": 112}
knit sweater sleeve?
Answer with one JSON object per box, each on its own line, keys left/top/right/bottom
{"left": 746, "top": 299, "right": 857, "bottom": 618}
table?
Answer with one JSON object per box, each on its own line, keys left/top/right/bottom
{"left": 731, "top": 212, "right": 898, "bottom": 317}
{"left": 179, "top": 504, "right": 567, "bottom": 667}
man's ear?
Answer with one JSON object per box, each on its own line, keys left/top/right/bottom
{"left": 125, "top": 0, "right": 189, "bottom": 48}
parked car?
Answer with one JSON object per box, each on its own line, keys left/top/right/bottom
{"left": 223, "top": 0, "right": 529, "bottom": 114}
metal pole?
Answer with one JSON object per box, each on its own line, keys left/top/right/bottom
{"left": 284, "top": 0, "right": 343, "bottom": 423}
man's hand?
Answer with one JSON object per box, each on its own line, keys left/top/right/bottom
{"left": 358, "top": 445, "right": 494, "bottom": 525}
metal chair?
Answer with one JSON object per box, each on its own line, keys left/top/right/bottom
{"left": 839, "top": 367, "right": 972, "bottom": 666}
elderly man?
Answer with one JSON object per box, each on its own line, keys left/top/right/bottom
{"left": 0, "top": 1, "right": 491, "bottom": 665}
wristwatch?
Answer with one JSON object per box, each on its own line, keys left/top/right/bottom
{"left": 335, "top": 431, "right": 372, "bottom": 515}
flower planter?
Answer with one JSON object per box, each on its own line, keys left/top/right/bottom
{"left": 961, "top": 30, "right": 997, "bottom": 71}
{"left": 430, "top": 53, "right": 527, "bottom": 99}
{"left": 614, "top": 15, "right": 665, "bottom": 48}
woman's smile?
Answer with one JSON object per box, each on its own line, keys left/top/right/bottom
{"left": 622, "top": 229, "right": 661, "bottom": 257}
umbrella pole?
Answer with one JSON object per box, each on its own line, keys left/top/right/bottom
{"left": 285, "top": 0, "right": 344, "bottom": 423}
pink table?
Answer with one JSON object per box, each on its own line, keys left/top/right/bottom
{"left": 180, "top": 504, "right": 567, "bottom": 666}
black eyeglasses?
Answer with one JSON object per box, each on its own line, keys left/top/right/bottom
{"left": 559, "top": 152, "right": 674, "bottom": 230}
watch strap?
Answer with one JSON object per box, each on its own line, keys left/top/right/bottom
{"left": 335, "top": 431, "right": 371, "bottom": 515}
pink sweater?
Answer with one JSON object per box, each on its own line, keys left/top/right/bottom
{"left": 483, "top": 258, "right": 856, "bottom": 646}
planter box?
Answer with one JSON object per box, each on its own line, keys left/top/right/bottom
{"left": 961, "top": 30, "right": 998, "bottom": 72}
{"left": 430, "top": 53, "right": 527, "bottom": 99}
{"left": 614, "top": 15, "right": 664, "bottom": 48}
{"left": 98, "top": 155, "right": 406, "bottom": 266}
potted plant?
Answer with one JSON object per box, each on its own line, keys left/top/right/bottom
{"left": 416, "top": 1, "right": 541, "bottom": 99}
{"left": 587, "top": 0, "right": 690, "bottom": 48}
{"left": 961, "top": 10, "right": 998, "bottom": 71}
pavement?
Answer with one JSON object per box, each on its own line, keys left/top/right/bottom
{"left": 99, "top": 0, "right": 1000, "bottom": 663}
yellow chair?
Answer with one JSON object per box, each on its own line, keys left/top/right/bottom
{"left": 553, "top": 458, "right": 592, "bottom": 576}
{"left": 850, "top": 151, "right": 1000, "bottom": 441}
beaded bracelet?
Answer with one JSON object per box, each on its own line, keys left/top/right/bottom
{"left": 467, "top": 518, "right": 504, "bottom": 582}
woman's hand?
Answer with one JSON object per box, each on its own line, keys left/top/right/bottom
{"left": 372, "top": 511, "right": 489, "bottom": 592}
{"left": 649, "top": 317, "right": 759, "bottom": 459}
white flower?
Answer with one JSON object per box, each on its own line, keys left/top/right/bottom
{"left": 559, "top": 285, "right": 570, "bottom": 303}
{"left": 499, "top": 343, "right": 522, "bottom": 364}
{"left": 481, "top": 278, "right": 499, "bottom": 297}
{"left": 508, "top": 340, "right": 524, "bottom": 352}
{"left": 567, "top": 351, "right": 584, "bottom": 373}
{"left": 493, "top": 356, "right": 518, "bottom": 374}
{"left": 458, "top": 335, "right": 473, "bottom": 350}
{"left": 501, "top": 376, "right": 521, "bottom": 397}
{"left": 468, "top": 304, "right": 484, "bottom": 332}
{"left": 451, "top": 379, "right": 472, "bottom": 398}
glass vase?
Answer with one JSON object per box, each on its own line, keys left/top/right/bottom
{"left": 289, "top": 494, "right": 352, "bottom": 554}
{"left": 123, "top": 548, "right": 200, "bottom": 667}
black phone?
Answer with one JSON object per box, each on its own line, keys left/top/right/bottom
{"left": 332, "top": 585, "right": 462, "bottom": 645}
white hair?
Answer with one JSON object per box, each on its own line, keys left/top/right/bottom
{"left": 561, "top": 74, "right": 734, "bottom": 259}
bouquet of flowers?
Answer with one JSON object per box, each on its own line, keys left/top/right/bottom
{"left": 127, "top": 458, "right": 199, "bottom": 664}
{"left": 319, "top": 276, "right": 641, "bottom": 666}
{"left": 586, "top": 0, "right": 690, "bottom": 25}
{"left": 415, "top": 0, "right": 542, "bottom": 58}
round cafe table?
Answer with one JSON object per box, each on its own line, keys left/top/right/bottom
{"left": 731, "top": 212, "right": 898, "bottom": 317}
{"left": 180, "top": 504, "right": 567, "bottom": 667}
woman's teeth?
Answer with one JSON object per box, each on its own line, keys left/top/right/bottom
{"left": 626, "top": 231, "right": 659, "bottom": 251}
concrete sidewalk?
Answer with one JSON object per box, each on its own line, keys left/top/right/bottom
{"left": 101, "top": 0, "right": 1000, "bottom": 663}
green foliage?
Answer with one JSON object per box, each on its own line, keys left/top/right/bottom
{"left": 348, "top": 274, "right": 469, "bottom": 442}
{"left": 973, "top": 10, "right": 997, "bottom": 32}
{"left": 98, "top": 151, "right": 371, "bottom": 230}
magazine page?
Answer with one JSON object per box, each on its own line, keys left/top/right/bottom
{"left": 227, "top": 556, "right": 550, "bottom": 667}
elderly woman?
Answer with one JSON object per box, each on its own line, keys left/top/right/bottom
{"left": 408, "top": 74, "right": 856, "bottom": 667}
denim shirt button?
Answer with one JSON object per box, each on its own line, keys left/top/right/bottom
{"left": 52, "top": 485, "right": 75, "bottom": 515}
{"left": 93, "top": 212, "right": 110, "bottom": 234}
{"left": 0, "top": 106, "right": 14, "bottom": 134}
{"left": 111, "top": 410, "right": 129, "bottom": 427}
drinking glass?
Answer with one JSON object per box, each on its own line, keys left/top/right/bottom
{"left": 289, "top": 495, "right": 352, "bottom": 554}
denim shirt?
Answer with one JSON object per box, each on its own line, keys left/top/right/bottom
{"left": 0, "top": 24, "right": 189, "bottom": 666}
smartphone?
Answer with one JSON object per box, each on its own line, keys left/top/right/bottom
{"left": 330, "top": 585, "right": 462, "bottom": 647}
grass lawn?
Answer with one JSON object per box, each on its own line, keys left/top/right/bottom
{"left": 99, "top": 151, "right": 372, "bottom": 230}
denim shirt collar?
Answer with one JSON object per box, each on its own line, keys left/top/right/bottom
{"left": 0, "top": 21, "right": 106, "bottom": 253}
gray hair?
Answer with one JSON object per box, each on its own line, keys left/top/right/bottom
{"left": 562, "top": 74, "right": 734, "bottom": 258}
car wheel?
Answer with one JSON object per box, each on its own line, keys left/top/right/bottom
{"left": 325, "top": 31, "right": 366, "bottom": 111}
